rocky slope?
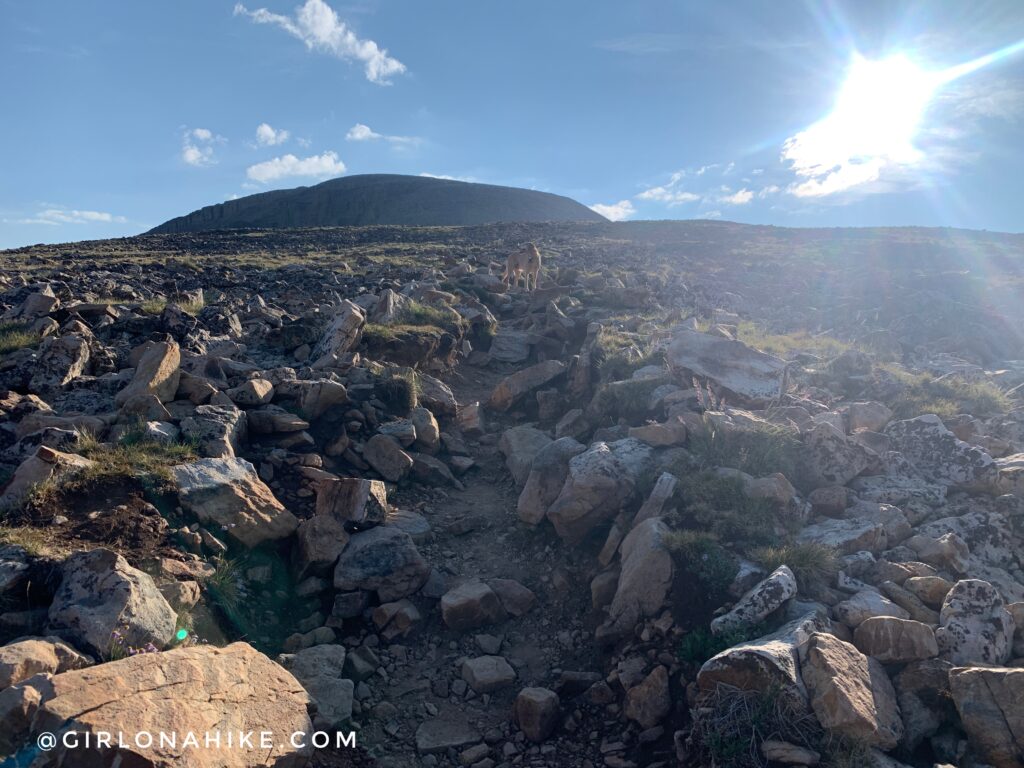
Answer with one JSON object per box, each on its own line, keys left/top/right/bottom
{"left": 147, "top": 175, "right": 607, "bottom": 234}
{"left": 1, "top": 223, "right": 1024, "bottom": 767}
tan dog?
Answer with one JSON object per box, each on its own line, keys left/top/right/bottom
{"left": 502, "top": 243, "right": 542, "bottom": 291}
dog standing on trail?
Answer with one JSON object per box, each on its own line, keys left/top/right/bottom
{"left": 502, "top": 242, "right": 542, "bottom": 291}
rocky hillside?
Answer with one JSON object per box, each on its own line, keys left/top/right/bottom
{"left": 147, "top": 174, "right": 607, "bottom": 234}
{"left": 2, "top": 222, "right": 1024, "bottom": 767}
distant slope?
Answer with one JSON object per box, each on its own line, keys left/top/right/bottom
{"left": 148, "top": 174, "right": 606, "bottom": 233}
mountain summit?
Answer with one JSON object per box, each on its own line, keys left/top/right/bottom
{"left": 148, "top": 174, "right": 606, "bottom": 233}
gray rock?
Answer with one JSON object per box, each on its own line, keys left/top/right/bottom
{"left": 333, "top": 525, "right": 430, "bottom": 601}
{"left": 711, "top": 565, "right": 797, "bottom": 636}
{"left": 47, "top": 548, "right": 177, "bottom": 657}
{"left": 936, "top": 579, "right": 1014, "bottom": 665}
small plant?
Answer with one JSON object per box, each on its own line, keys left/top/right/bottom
{"left": 74, "top": 426, "right": 197, "bottom": 490}
{"left": 0, "top": 321, "right": 37, "bottom": 358}
{"left": 663, "top": 529, "right": 739, "bottom": 604}
{"left": 669, "top": 471, "right": 785, "bottom": 548}
{"left": 692, "top": 683, "right": 823, "bottom": 768}
{"left": 206, "top": 555, "right": 244, "bottom": 628}
{"left": 594, "top": 328, "right": 663, "bottom": 383}
{"left": 375, "top": 370, "right": 419, "bottom": 414}
{"left": 588, "top": 376, "right": 668, "bottom": 424}
{"left": 883, "top": 367, "right": 1011, "bottom": 420}
{"left": 735, "top": 321, "right": 857, "bottom": 361}
{"left": 750, "top": 542, "right": 840, "bottom": 593}
{"left": 677, "top": 624, "right": 765, "bottom": 665}
{"left": 688, "top": 413, "right": 800, "bottom": 479}
{"left": 395, "top": 299, "right": 462, "bottom": 334}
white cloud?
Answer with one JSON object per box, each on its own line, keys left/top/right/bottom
{"left": 636, "top": 169, "right": 700, "bottom": 206}
{"left": 757, "top": 185, "right": 780, "bottom": 198}
{"left": 182, "top": 145, "right": 213, "bottom": 167}
{"left": 181, "top": 127, "right": 222, "bottom": 167}
{"left": 700, "top": 210, "right": 722, "bottom": 219}
{"left": 234, "top": 0, "right": 406, "bottom": 85}
{"left": 718, "top": 188, "right": 754, "bottom": 205}
{"left": 419, "top": 172, "right": 478, "bottom": 183}
{"left": 9, "top": 207, "right": 128, "bottom": 226}
{"left": 637, "top": 186, "right": 700, "bottom": 205}
{"left": 256, "top": 122, "right": 290, "bottom": 146}
{"left": 246, "top": 151, "right": 346, "bottom": 183}
{"left": 346, "top": 123, "right": 380, "bottom": 141}
{"left": 346, "top": 122, "right": 419, "bottom": 146}
{"left": 589, "top": 200, "right": 636, "bottom": 221}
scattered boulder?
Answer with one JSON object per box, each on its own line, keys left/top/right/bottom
{"left": 499, "top": 426, "right": 553, "bottom": 486}
{"left": 801, "top": 632, "right": 903, "bottom": 749}
{"left": 885, "top": 414, "right": 998, "bottom": 490}
{"left": 666, "top": 329, "right": 787, "bottom": 404}
{"left": 1, "top": 642, "right": 312, "bottom": 767}
{"left": 115, "top": 340, "right": 181, "bottom": 405}
{"left": 441, "top": 580, "right": 508, "bottom": 632}
{"left": 462, "top": 655, "right": 516, "bottom": 693}
{"left": 173, "top": 458, "right": 299, "bottom": 548}
{"left": 333, "top": 525, "right": 430, "bottom": 600}
{"left": 516, "top": 437, "right": 587, "bottom": 525}
{"left": 624, "top": 665, "right": 671, "bottom": 729}
{"left": 547, "top": 439, "right": 651, "bottom": 544}
{"left": 513, "top": 687, "right": 561, "bottom": 742}
{"left": 711, "top": 565, "right": 797, "bottom": 636}
{"left": 852, "top": 617, "right": 939, "bottom": 663}
{"left": 0, "top": 636, "right": 91, "bottom": 689}
{"left": 489, "top": 360, "right": 566, "bottom": 412}
{"left": 46, "top": 548, "right": 177, "bottom": 658}
{"left": 363, "top": 433, "right": 414, "bottom": 482}
{"left": 949, "top": 666, "right": 1024, "bottom": 768}
{"left": 278, "top": 644, "right": 354, "bottom": 728}
{"left": 936, "top": 578, "right": 1014, "bottom": 665}
{"left": 603, "top": 517, "right": 673, "bottom": 638}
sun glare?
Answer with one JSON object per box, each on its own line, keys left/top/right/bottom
{"left": 783, "top": 53, "right": 941, "bottom": 197}
{"left": 831, "top": 54, "right": 939, "bottom": 163}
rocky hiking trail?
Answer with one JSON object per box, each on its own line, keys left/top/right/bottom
{"left": 5, "top": 222, "right": 1024, "bottom": 768}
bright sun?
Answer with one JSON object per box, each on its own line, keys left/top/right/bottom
{"left": 783, "top": 53, "right": 941, "bottom": 197}
{"left": 830, "top": 54, "right": 940, "bottom": 164}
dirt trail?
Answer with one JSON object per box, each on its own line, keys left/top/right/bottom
{"left": 343, "top": 355, "right": 607, "bottom": 767}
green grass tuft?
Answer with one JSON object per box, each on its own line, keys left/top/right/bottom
{"left": 883, "top": 367, "right": 1011, "bottom": 419}
{"left": 749, "top": 542, "right": 840, "bottom": 593}
{"left": 0, "top": 321, "right": 38, "bottom": 358}
{"left": 688, "top": 414, "right": 801, "bottom": 479}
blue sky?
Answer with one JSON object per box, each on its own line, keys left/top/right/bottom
{"left": 2, "top": 0, "right": 1023, "bottom": 248}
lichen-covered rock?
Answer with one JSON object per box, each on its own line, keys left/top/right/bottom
{"left": 310, "top": 300, "right": 365, "bottom": 367}
{"left": 885, "top": 414, "right": 998, "bottom": 490}
{"left": 936, "top": 579, "right": 1014, "bottom": 665}
{"left": 333, "top": 525, "right": 430, "bottom": 600}
{"left": 46, "top": 548, "right": 177, "bottom": 657}
{"left": 179, "top": 404, "right": 247, "bottom": 458}
{"left": 798, "top": 422, "right": 875, "bottom": 490}
{"left": 711, "top": 565, "right": 796, "bottom": 636}
{"left": 547, "top": 439, "right": 651, "bottom": 544}
{"left": 834, "top": 590, "right": 910, "bottom": 628}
